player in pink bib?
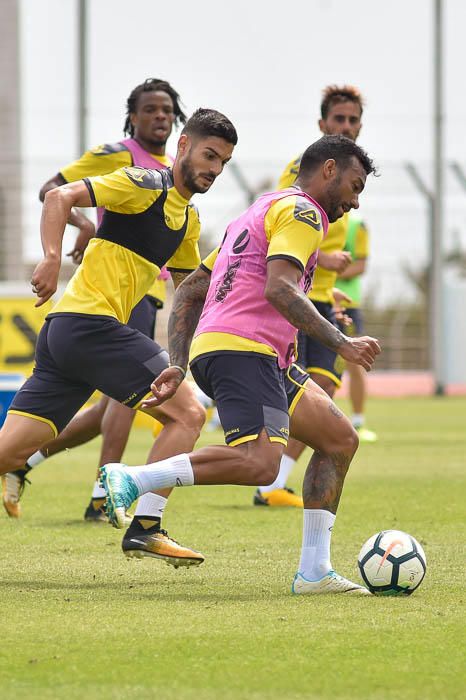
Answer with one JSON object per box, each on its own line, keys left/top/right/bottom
{"left": 101, "top": 135, "right": 381, "bottom": 595}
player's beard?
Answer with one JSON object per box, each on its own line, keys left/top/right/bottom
{"left": 325, "top": 174, "right": 345, "bottom": 222}
{"left": 180, "top": 153, "right": 213, "bottom": 194}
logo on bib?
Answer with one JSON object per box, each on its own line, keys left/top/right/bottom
{"left": 232, "top": 229, "right": 250, "bottom": 254}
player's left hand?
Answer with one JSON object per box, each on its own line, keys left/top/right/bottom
{"left": 31, "top": 257, "right": 61, "bottom": 307}
{"left": 141, "top": 367, "right": 185, "bottom": 408}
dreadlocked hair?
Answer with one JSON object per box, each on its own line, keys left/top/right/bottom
{"left": 123, "top": 78, "right": 187, "bottom": 136}
{"left": 321, "top": 84, "right": 365, "bottom": 120}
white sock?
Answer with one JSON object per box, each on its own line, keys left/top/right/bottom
{"left": 92, "top": 480, "right": 106, "bottom": 499}
{"left": 128, "top": 454, "right": 194, "bottom": 496}
{"left": 259, "top": 454, "right": 296, "bottom": 493}
{"left": 26, "top": 451, "right": 46, "bottom": 469}
{"left": 134, "top": 492, "right": 167, "bottom": 519}
{"left": 351, "top": 413, "right": 364, "bottom": 429}
{"left": 298, "top": 509, "right": 336, "bottom": 580}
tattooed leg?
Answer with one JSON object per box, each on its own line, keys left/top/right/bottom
{"left": 289, "top": 379, "right": 358, "bottom": 513}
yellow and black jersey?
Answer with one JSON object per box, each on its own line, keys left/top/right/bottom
{"left": 50, "top": 167, "right": 201, "bottom": 324}
{"left": 59, "top": 142, "right": 173, "bottom": 184}
{"left": 59, "top": 142, "right": 173, "bottom": 303}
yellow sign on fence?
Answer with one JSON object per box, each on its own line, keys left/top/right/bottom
{"left": 0, "top": 296, "right": 51, "bottom": 375}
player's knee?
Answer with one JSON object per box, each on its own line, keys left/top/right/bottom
{"left": 178, "top": 399, "right": 206, "bottom": 436}
{"left": 336, "top": 423, "right": 359, "bottom": 458}
{"left": 0, "top": 448, "right": 28, "bottom": 473}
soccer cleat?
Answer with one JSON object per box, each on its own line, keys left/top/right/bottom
{"left": 99, "top": 463, "right": 139, "bottom": 529}
{"left": 84, "top": 498, "right": 108, "bottom": 523}
{"left": 84, "top": 497, "right": 133, "bottom": 526}
{"left": 2, "top": 468, "right": 31, "bottom": 518}
{"left": 292, "top": 570, "right": 372, "bottom": 596}
{"left": 122, "top": 525, "right": 205, "bottom": 569}
{"left": 253, "top": 487, "right": 303, "bottom": 508}
{"left": 355, "top": 426, "right": 378, "bottom": 443}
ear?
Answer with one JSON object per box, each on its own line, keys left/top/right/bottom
{"left": 318, "top": 118, "right": 326, "bottom": 134}
{"left": 322, "top": 158, "right": 337, "bottom": 179}
{"left": 130, "top": 112, "right": 137, "bottom": 128}
{"left": 177, "top": 133, "right": 189, "bottom": 156}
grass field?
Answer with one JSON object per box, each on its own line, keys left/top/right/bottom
{"left": 1, "top": 397, "right": 465, "bottom": 699}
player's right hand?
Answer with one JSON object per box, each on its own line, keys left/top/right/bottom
{"left": 339, "top": 335, "right": 381, "bottom": 371}
{"left": 31, "top": 257, "right": 61, "bottom": 307}
{"left": 141, "top": 367, "right": 185, "bottom": 408}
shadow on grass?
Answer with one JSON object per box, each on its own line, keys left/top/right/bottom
{"left": 0, "top": 579, "right": 286, "bottom": 601}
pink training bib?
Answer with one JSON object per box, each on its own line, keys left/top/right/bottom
{"left": 195, "top": 188, "right": 328, "bottom": 368}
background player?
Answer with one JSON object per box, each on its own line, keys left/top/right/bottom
{"left": 0, "top": 108, "right": 238, "bottom": 567}
{"left": 2, "top": 79, "right": 187, "bottom": 535}
{"left": 255, "top": 85, "right": 375, "bottom": 507}
{"left": 101, "top": 135, "right": 381, "bottom": 594}
{"left": 335, "top": 217, "right": 377, "bottom": 441}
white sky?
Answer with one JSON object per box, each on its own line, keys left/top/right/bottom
{"left": 19, "top": 0, "right": 466, "bottom": 304}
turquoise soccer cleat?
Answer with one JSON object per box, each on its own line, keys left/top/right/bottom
{"left": 99, "top": 463, "right": 139, "bottom": 529}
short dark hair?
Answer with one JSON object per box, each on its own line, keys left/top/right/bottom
{"left": 123, "top": 78, "right": 187, "bottom": 136}
{"left": 298, "top": 135, "right": 377, "bottom": 178}
{"left": 181, "top": 108, "right": 238, "bottom": 146}
{"left": 321, "top": 84, "right": 364, "bottom": 120}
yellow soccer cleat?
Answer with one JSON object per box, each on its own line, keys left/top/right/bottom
{"left": 253, "top": 487, "right": 303, "bottom": 508}
{"left": 122, "top": 526, "right": 205, "bottom": 569}
{"left": 2, "top": 469, "right": 30, "bottom": 518}
{"left": 356, "top": 426, "right": 378, "bottom": 443}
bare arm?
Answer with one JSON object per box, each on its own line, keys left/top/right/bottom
{"left": 40, "top": 175, "right": 95, "bottom": 264}
{"left": 32, "top": 181, "right": 93, "bottom": 306}
{"left": 142, "top": 267, "right": 211, "bottom": 408}
{"left": 337, "top": 258, "right": 366, "bottom": 280}
{"left": 265, "top": 259, "right": 380, "bottom": 368}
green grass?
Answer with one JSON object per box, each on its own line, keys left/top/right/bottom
{"left": 1, "top": 397, "right": 465, "bottom": 699}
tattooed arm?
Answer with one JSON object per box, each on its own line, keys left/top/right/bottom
{"left": 168, "top": 267, "right": 211, "bottom": 370}
{"left": 265, "top": 259, "right": 380, "bottom": 369}
{"left": 141, "top": 266, "right": 211, "bottom": 407}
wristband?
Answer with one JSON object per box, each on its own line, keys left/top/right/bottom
{"left": 170, "top": 365, "right": 186, "bottom": 379}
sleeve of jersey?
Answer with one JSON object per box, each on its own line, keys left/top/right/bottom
{"left": 200, "top": 247, "right": 219, "bottom": 273}
{"left": 166, "top": 206, "right": 201, "bottom": 272}
{"left": 59, "top": 148, "right": 130, "bottom": 183}
{"left": 83, "top": 168, "right": 154, "bottom": 213}
{"left": 355, "top": 222, "right": 370, "bottom": 258}
{"left": 265, "top": 196, "right": 323, "bottom": 274}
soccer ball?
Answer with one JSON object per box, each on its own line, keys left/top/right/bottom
{"left": 358, "top": 530, "right": 426, "bottom": 596}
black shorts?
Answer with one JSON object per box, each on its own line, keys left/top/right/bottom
{"left": 190, "top": 352, "right": 290, "bottom": 447}
{"left": 297, "top": 301, "right": 345, "bottom": 387}
{"left": 127, "top": 295, "right": 159, "bottom": 338}
{"left": 340, "top": 307, "right": 364, "bottom": 337}
{"left": 9, "top": 314, "right": 169, "bottom": 436}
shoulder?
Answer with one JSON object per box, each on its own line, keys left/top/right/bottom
{"left": 122, "top": 166, "right": 164, "bottom": 190}
{"left": 89, "top": 142, "right": 129, "bottom": 156}
{"left": 271, "top": 193, "right": 322, "bottom": 232}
